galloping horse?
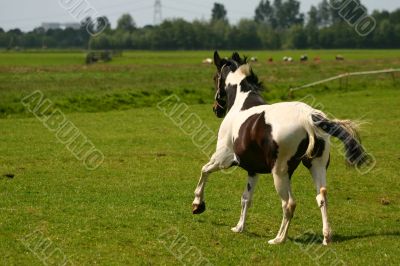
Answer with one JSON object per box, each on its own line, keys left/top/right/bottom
{"left": 192, "top": 51, "right": 369, "bottom": 245}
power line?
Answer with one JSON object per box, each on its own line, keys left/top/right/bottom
{"left": 0, "top": 0, "right": 256, "bottom": 29}
{"left": 154, "top": 0, "right": 162, "bottom": 25}
{"left": 169, "top": 0, "right": 252, "bottom": 17}
{"left": 162, "top": 5, "right": 205, "bottom": 17}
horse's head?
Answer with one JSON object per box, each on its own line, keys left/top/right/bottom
{"left": 212, "top": 51, "right": 262, "bottom": 118}
{"left": 212, "top": 51, "right": 246, "bottom": 118}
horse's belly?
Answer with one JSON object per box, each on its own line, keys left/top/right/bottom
{"left": 235, "top": 148, "right": 273, "bottom": 174}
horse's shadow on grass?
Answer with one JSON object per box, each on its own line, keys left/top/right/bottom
{"left": 208, "top": 219, "right": 400, "bottom": 242}
{"left": 210, "top": 220, "right": 265, "bottom": 238}
{"left": 291, "top": 230, "right": 400, "bottom": 245}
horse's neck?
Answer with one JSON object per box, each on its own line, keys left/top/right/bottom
{"left": 229, "top": 90, "right": 248, "bottom": 113}
{"left": 218, "top": 90, "right": 265, "bottom": 147}
{"left": 228, "top": 90, "right": 265, "bottom": 114}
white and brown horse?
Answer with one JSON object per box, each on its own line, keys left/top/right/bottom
{"left": 192, "top": 51, "right": 369, "bottom": 245}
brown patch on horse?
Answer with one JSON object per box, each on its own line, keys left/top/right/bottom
{"left": 241, "top": 92, "right": 266, "bottom": 111}
{"left": 234, "top": 112, "right": 278, "bottom": 174}
{"left": 320, "top": 187, "right": 327, "bottom": 197}
{"left": 226, "top": 84, "right": 237, "bottom": 111}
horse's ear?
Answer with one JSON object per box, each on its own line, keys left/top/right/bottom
{"left": 232, "top": 52, "right": 242, "bottom": 64}
{"left": 214, "top": 51, "right": 223, "bottom": 70}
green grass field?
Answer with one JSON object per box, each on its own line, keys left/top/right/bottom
{"left": 0, "top": 50, "right": 399, "bottom": 265}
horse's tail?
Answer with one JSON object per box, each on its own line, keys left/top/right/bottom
{"left": 308, "top": 112, "right": 370, "bottom": 167}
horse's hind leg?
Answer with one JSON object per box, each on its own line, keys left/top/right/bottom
{"left": 231, "top": 174, "right": 259, "bottom": 233}
{"left": 268, "top": 167, "right": 296, "bottom": 245}
{"left": 307, "top": 154, "right": 332, "bottom": 245}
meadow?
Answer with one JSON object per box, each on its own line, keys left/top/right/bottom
{"left": 0, "top": 50, "right": 399, "bottom": 265}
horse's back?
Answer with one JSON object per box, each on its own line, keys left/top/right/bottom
{"left": 233, "top": 102, "right": 322, "bottom": 160}
{"left": 235, "top": 101, "right": 314, "bottom": 138}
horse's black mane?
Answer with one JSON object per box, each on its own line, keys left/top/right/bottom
{"left": 229, "top": 52, "right": 264, "bottom": 93}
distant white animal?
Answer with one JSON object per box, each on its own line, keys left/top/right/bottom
{"left": 202, "top": 58, "right": 213, "bottom": 64}
{"left": 283, "top": 56, "right": 293, "bottom": 62}
{"left": 250, "top": 57, "right": 258, "bottom": 62}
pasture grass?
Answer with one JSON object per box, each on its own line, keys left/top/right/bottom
{"left": 1, "top": 50, "right": 399, "bottom": 118}
{"left": 0, "top": 50, "right": 399, "bottom": 265}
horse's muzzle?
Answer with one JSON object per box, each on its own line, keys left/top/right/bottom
{"left": 213, "top": 102, "right": 226, "bottom": 118}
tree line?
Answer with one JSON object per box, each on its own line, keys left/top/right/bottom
{"left": 1, "top": 0, "right": 400, "bottom": 50}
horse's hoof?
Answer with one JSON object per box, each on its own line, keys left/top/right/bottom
{"left": 231, "top": 226, "right": 244, "bottom": 233}
{"left": 268, "top": 238, "right": 285, "bottom": 245}
{"left": 322, "top": 236, "right": 332, "bottom": 246}
{"left": 323, "top": 230, "right": 332, "bottom": 245}
{"left": 192, "top": 202, "right": 206, "bottom": 214}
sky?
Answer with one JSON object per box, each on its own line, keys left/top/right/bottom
{"left": 0, "top": 0, "right": 399, "bottom": 31}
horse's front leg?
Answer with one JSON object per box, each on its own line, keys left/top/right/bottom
{"left": 192, "top": 161, "right": 217, "bottom": 214}
{"left": 231, "top": 174, "right": 259, "bottom": 233}
{"left": 192, "top": 148, "right": 236, "bottom": 214}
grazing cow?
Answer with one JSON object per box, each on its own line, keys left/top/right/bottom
{"left": 300, "top": 55, "right": 308, "bottom": 62}
{"left": 268, "top": 57, "right": 274, "bottom": 63}
{"left": 336, "top": 55, "right": 345, "bottom": 61}
{"left": 192, "top": 51, "right": 371, "bottom": 245}
{"left": 283, "top": 56, "right": 293, "bottom": 62}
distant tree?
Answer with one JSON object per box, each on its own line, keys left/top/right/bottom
{"left": 230, "top": 19, "right": 261, "bottom": 49}
{"left": 257, "top": 23, "right": 281, "bottom": 49}
{"left": 23, "top": 32, "right": 42, "bottom": 48}
{"left": 373, "top": 19, "right": 394, "bottom": 48}
{"left": 96, "top": 16, "right": 111, "bottom": 33}
{"left": 281, "top": 0, "right": 304, "bottom": 27}
{"left": 92, "top": 33, "right": 111, "bottom": 49}
{"left": 329, "top": 0, "right": 353, "bottom": 24}
{"left": 318, "top": 0, "right": 331, "bottom": 27}
{"left": 307, "top": 5, "right": 320, "bottom": 26}
{"left": 192, "top": 20, "right": 211, "bottom": 49}
{"left": 255, "top": 0, "right": 274, "bottom": 25}
{"left": 211, "top": 3, "right": 228, "bottom": 22}
{"left": 7, "top": 28, "right": 23, "bottom": 35}
{"left": 337, "top": 0, "right": 368, "bottom": 25}
{"left": 371, "top": 10, "right": 390, "bottom": 22}
{"left": 168, "top": 19, "right": 196, "bottom": 49}
{"left": 318, "top": 27, "right": 335, "bottom": 48}
{"left": 287, "top": 24, "right": 307, "bottom": 48}
{"left": 268, "top": 0, "right": 303, "bottom": 29}
{"left": 389, "top": 8, "right": 400, "bottom": 24}
{"left": 2, "top": 3, "right": 400, "bottom": 50}
{"left": 80, "top": 17, "right": 93, "bottom": 48}
{"left": 272, "top": 0, "right": 283, "bottom": 28}
{"left": 306, "top": 5, "right": 320, "bottom": 48}
{"left": 0, "top": 30, "right": 7, "bottom": 47}
{"left": 117, "top": 14, "right": 136, "bottom": 32}
{"left": 32, "top": 27, "right": 45, "bottom": 35}
{"left": 210, "top": 19, "right": 230, "bottom": 49}
{"left": 394, "top": 24, "right": 400, "bottom": 48}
